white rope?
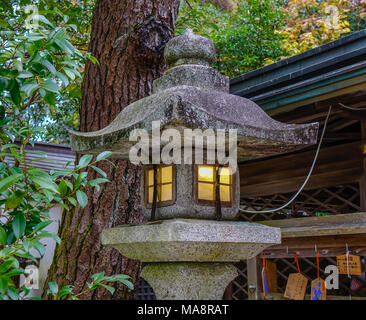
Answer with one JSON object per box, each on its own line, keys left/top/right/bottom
{"left": 239, "top": 106, "right": 332, "bottom": 214}
{"left": 338, "top": 102, "right": 366, "bottom": 111}
{"left": 346, "top": 243, "right": 351, "bottom": 279}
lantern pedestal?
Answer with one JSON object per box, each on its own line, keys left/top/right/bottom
{"left": 141, "top": 262, "right": 237, "bottom": 300}
{"left": 102, "top": 218, "right": 281, "bottom": 300}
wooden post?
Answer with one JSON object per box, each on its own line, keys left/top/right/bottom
{"left": 360, "top": 122, "right": 366, "bottom": 211}
{"left": 247, "top": 255, "right": 261, "bottom": 300}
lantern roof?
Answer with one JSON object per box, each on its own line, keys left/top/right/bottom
{"left": 69, "top": 29, "right": 318, "bottom": 161}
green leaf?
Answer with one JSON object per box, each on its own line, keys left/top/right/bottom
{"left": 77, "top": 154, "right": 93, "bottom": 168}
{"left": 22, "top": 239, "right": 30, "bottom": 252}
{"left": 21, "top": 83, "right": 39, "bottom": 96}
{"left": 41, "top": 79, "right": 59, "bottom": 94}
{"left": 32, "top": 241, "right": 45, "bottom": 257}
{"left": 33, "top": 220, "right": 53, "bottom": 233}
{"left": 119, "top": 279, "right": 134, "bottom": 290}
{"left": 63, "top": 67, "right": 75, "bottom": 80}
{"left": 0, "top": 174, "right": 23, "bottom": 192}
{"left": 7, "top": 287, "right": 19, "bottom": 300}
{"left": 67, "top": 197, "right": 77, "bottom": 207}
{"left": 5, "top": 190, "right": 25, "bottom": 209}
{"left": 91, "top": 166, "right": 107, "bottom": 178}
{"left": 91, "top": 271, "right": 105, "bottom": 283}
{"left": 18, "top": 71, "right": 33, "bottom": 79}
{"left": 56, "top": 71, "right": 69, "bottom": 87}
{"left": 76, "top": 190, "right": 88, "bottom": 209}
{"left": 0, "top": 77, "right": 8, "bottom": 91}
{"left": 0, "top": 260, "right": 14, "bottom": 274}
{"left": 12, "top": 213, "right": 26, "bottom": 239}
{"left": 47, "top": 281, "right": 58, "bottom": 295}
{"left": 110, "top": 274, "right": 131, "bottom": 281}
{"left": 30, "top": 175, "right": 59, "bottom": 194}
{"left": 14, "top": 252, "right": 37, "bottom": 263}
{"left": 28, "top": 297, "right": 43, "bottom": 300}
{"left": 58, "top": 179, "right": 68, "bottom": 197}
{"left": 96, "top": 151, "right": 113, "bottom": 161}
{"left": 33, "top": 15, "right": 54, "bottom": 28}
{"left": 89, "top": 178, "right": 109, "bottom": 186}
{"left": 10, "top": 80, "right": 21, "bottom": 106}
{"left": 0, "top": 277, "right": 8, "bottom": 295}
{"left": 100, "top": 283, "right": 115, "bottom": 295}
{"left": 41, "top": 59, "right": 56, "bottom": 75}
{"left": 38, "top": 231, "right": 60, "bottom": 245}
{"left": 42, "top": 189, "right": 54, "bottom": 203}
{"left": 5, "top": 268, "right": 24, "bottom": 277}
{"left": 58, "top": 285, "right": 74, "bottom": 299}
{"left": 0, "top": 227, "right": 7, "bottom": 246}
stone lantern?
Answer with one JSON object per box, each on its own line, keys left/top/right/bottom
{"left": 69, "top": 30, "right": 318, "bottom": 300}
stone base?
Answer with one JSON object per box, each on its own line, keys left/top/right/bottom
{"left": 141, "top": 262, "right": 237, "bottom": 300}
{"left": 102, "top": 219, "right": 281, "bottom": 262}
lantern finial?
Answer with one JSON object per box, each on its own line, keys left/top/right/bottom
{"left": 164, "top": 28, "right": 216, "bottom": 67}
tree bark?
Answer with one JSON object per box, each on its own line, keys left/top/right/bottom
{"left": 44, "top": 0, "right": 180, "bottom": 300}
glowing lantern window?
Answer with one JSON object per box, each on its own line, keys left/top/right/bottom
{"left": 194, "top": 165, "right": 233, "bottom": 206}
{"left": 145, "top": 165, "right": 176, "bottom": 208}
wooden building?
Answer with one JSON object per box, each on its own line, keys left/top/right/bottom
{"left": 227, "top": 29, "right": 366, "bottom": 300}
{"left": 17, "top": 29, "right": 366, "bottom": 300}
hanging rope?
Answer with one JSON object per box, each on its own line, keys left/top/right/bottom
{"left": 346, "top": 243, "right": 351, "bottom": 279}
{"left": 262, "top": 252, "right": 269, "bottom": 300}
{"left": 215, "top": 165, "right": 223, "bottom": 221}
{"left": 239, "top": 105, "right": 332, "bottom": 214}
{"left": 338, "top": 102, "right": 366, "bottom": 111}
{"left": 294, "top": 252, "right": 301, "bottom": 273}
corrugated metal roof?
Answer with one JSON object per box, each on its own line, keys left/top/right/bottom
{"left": 230, "top": 29, "right": 366, "bottom": 98}
{"left": 4, "top": 141, "right": 75, "bottom": 172}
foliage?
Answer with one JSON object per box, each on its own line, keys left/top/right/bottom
{"left": 347, "top": 0, "right": 366, "bottom": 32}
{"left": 46, "top": 272, "right": 133, "bottom": 300}
{"left": 277, "top": 0, "right": 352, "bottom": 57}
{"left": 2, "top": 0, "right": 365, "bottom": 142}
{"left": 0, "top": 5, "right": 131, "bottom": 300}
{"left": 0, "top": 0, "right": 95, "bottom": 144}
{"left": 177, "top": 0, "right": 366, "bottom": 75}
{"left": 176, "top": 0, "right": 287, "bottom": 77}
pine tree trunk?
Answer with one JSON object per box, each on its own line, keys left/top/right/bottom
{"left": 44, "top": 0, "right": 180, "bottom": 300}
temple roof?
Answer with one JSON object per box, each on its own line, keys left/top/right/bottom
{"left": 69, "top": 30, "right": 318, "bottom": 162}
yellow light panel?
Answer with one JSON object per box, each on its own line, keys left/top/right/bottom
{"left": 161, "top": 166, "right": 172, "bottom": 184}
{"left": 219, "top": 167, "right": 231, "bottom": 184}
{"left": 147, "top": 169, "right": 154, "bottom": 186}
{"left": 198, "top": 166, "right": 214, "bottom": 182}
{"left": 160, "top": 184, "right": 172, "bottom": 201}
{"left": 148, "top": 186, "right": 154, "bottom": 203}
{"left": 198, "top": 182, "right": 214, "bottom": 200}
{"left": 220, "top": 185, "right": 231, "bottom": 202}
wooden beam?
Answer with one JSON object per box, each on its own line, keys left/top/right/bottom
{"left": 257, "top": 213, "right": 366, "bottom": 258}
{"left": 264, "top": 233, "right": 366, "bottom": 258}
{"left": 260, "top": 292, "right": 366, "bottom": 300}
{"left": 326, "top": 119, "right": 359, "bottom": 132}
{"left": 247, "top": 256, "right": 261, "bottom": 300}
{"left": 258, "top": 212, "right": 366, "bottom": 237}
{"left": 266, "top": 80, "right": 366, "bottom": 116}
{"left": 360, "top": 122, "right": 366, "bottom": 211}
{"left": 258, "top": 212, "right": 366, "bottom": 229}
{"left": 240, "top": 141, "right": 364, "bottom": 197}
{"left": 323, "top": 132, "right": 361, "bottom": 141}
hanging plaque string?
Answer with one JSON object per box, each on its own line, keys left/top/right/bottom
{"left": 294, "top": 252, "right": 301, "bottom": 274}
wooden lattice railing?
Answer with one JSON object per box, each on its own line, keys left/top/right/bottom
{"left": 136, "top": 183, "right": 366, "bottom": 300}
{"left": 237, "top": 183, "right": 361, "bottom": 222}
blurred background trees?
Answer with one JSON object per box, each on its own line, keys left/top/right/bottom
{"left": 1, "top": 0, "right": 365, "bottom": 144}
